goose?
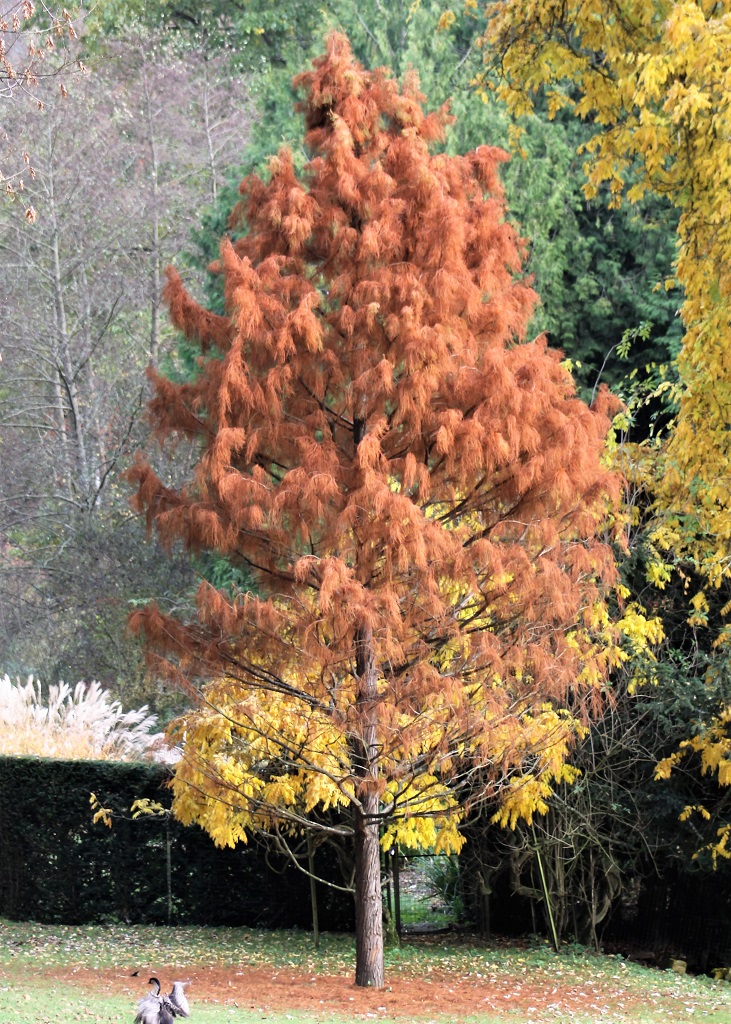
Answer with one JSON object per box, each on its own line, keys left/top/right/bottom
{"left": 134, "top": 977, "right": 191, "bottom": 1024}
{"left": 134, "top": 978, "right": 173, "bottom": 1024}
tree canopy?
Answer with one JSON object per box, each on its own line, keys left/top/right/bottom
{"left": 481, "top": 0, "right": 731, "bottom": 585}
{"left": 130, "top": 34, "right": 622, "bottom": 986}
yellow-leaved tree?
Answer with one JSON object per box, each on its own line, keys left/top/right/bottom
{"left": 129, "top": 35, "right": 622, "bottom": 986}
{"left": 479, "top": 0, "right": 731, "bottom": 850}
{"left": 480, "top": 0, "right": 731, "bottom": 587}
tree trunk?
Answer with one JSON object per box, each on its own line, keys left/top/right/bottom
{"left": 202, "top": 60, "right": 218, "bottom": 204}
{"left": 307, "top": 833, "right": 320, "bottom": 950}
{"left": 48, "top": 132, "right": 89, "bottom": 502}
{"left": 142, "top": 58, "right": 161, "bottom": 368}
{"left": 354, "top": 797, "right": 384, "bottom": 987}
{"left": 392, "top": 845, "right": 402, "bottom": 939}
{"left": 352, "top": 622, "right": 384, "bottom": 988}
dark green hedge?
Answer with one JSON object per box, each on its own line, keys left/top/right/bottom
{"left": 0, "top": 756, "right": 353, "bottom": 929}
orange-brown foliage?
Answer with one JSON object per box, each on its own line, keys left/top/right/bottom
{"left": 129, "top": 33, "right": 620, "bottom": 809}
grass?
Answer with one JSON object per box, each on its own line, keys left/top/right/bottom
{"left": 0, "top": 985, "right": 324, "bottom": 1024}
{"left": 0, "top": 919, "right": 357, "bottom": 973}
{"left": 393, "top": 855, "right": 460, "bottom": 932}
{"left": 1, "top": 919, "right": 730, "bottom": 1024}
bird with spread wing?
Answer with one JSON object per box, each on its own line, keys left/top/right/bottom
{"left": 134, "top": 977, "right": 190, "bottom": 1024}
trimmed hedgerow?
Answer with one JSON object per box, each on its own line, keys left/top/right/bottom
{"left": 0, "top": 756, "right": 352, "bottom": 929}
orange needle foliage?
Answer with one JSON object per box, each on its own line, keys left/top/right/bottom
{"left": 128, "top": 34, "right": 621, "bottom": 987}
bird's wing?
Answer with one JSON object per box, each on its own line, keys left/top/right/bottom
{"left": 134, "top": 1007, "right": 158, "bottom": 1024}
{"left": 135, "top": 994, "right": 162, "bottom": 1024}
{"left": 168, "top": 982, "right": 191, "bottom": 1017}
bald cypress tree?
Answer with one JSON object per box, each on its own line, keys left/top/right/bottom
{"left": 129, "top": 35, "right": 621, "bottom": 987}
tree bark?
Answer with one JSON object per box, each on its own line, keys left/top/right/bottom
{"left": 352, "top": 622, "right": 384, "bottom": 988}
{"left": 307, "top": 833, "right": 320, "bottom": 950}
{"left": 353, "top": 795, "right": 384, "bottom": 987}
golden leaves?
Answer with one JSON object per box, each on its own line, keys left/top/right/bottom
{"left": 481, "top": 0, "right": 731, "bottom": 589}
{"left": 655, "top": 702, "right": 731, "bottom": 863}
{"left": 89, "top": 793, "right": 112, "bottom": 829}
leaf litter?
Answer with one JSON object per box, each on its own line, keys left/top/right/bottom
{"left": 1, "top": 921, "right": 729, "bottom": 1023}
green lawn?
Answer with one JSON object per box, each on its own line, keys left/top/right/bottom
{"left": 1, "top": 919, "right": 729, "bottom": 1024}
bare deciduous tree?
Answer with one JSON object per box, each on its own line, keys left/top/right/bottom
{"left": 0, "top": 32, "right": 252, "bottom": 697}
{"left": 1, "top": 1, "right": 85, "bottom": 203}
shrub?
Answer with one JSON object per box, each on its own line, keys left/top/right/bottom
{"left": 0, "top": 675, "right": 161, "bottom": 760}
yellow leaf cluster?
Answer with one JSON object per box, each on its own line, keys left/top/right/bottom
{"left": 89, "top": 793, "right": 112, "bottom": 829}
{"left": 614, "top": 603, "right": 665, "bottom": 691}
{"left": 491, "top": 706, "right": 584, "bottom": 829}
{"left": 168, "top": 666, "right": 468, "bottom": 850}
{"left": 381, "top": 776, "right": 465, "bottom": 854}
{"left": 167, "top": 644, "right": 615, "bottom": 848}
{"left": 655, "top": 704, "right": 731, "bottom": 861}
{"left": 481, "top": 0, "right": 731, "bottom": 589}
{"left": 131, "top": 798, "right": 167, "bottom": 819}
{"left": 492, "top": 763, "right": 582, "bottom": 831}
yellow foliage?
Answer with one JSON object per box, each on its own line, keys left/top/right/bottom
{"left": 492, "top": 762, "right": 581, "bottom": 830}
{"left": 654, "top": 704, "right": 731, "bottom": 861}
{"left": 479, "top": 0, "right": 731, "bottom": 866}
{"left": 89, "top": 793, "right": 113, "bottom": 829}
{"left": 168, "top": 653, "right": 617, "bottom": 850}
{"left": 615, "top": 603, "right": 665, "bottom": 691}
{"left": 679, "top": 805, "right": 711, "bottom": 823}
{"left": 131, "top": 798, "right": 167, "bottom": 819}
{"left": 381, "top": 775, "right": 465, "bottom": 854}
{"left": 481, "top": 0, "right": 731, "bottom": 592}
{"left": 490, "top": 706, "right": 585, "bottom": 829}
{"left": 654, "top": 751, "right": 681, "bottom": 782}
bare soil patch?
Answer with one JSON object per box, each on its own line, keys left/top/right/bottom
{"left": 51, "top": 962, "right": 657, "bottom": 1021}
